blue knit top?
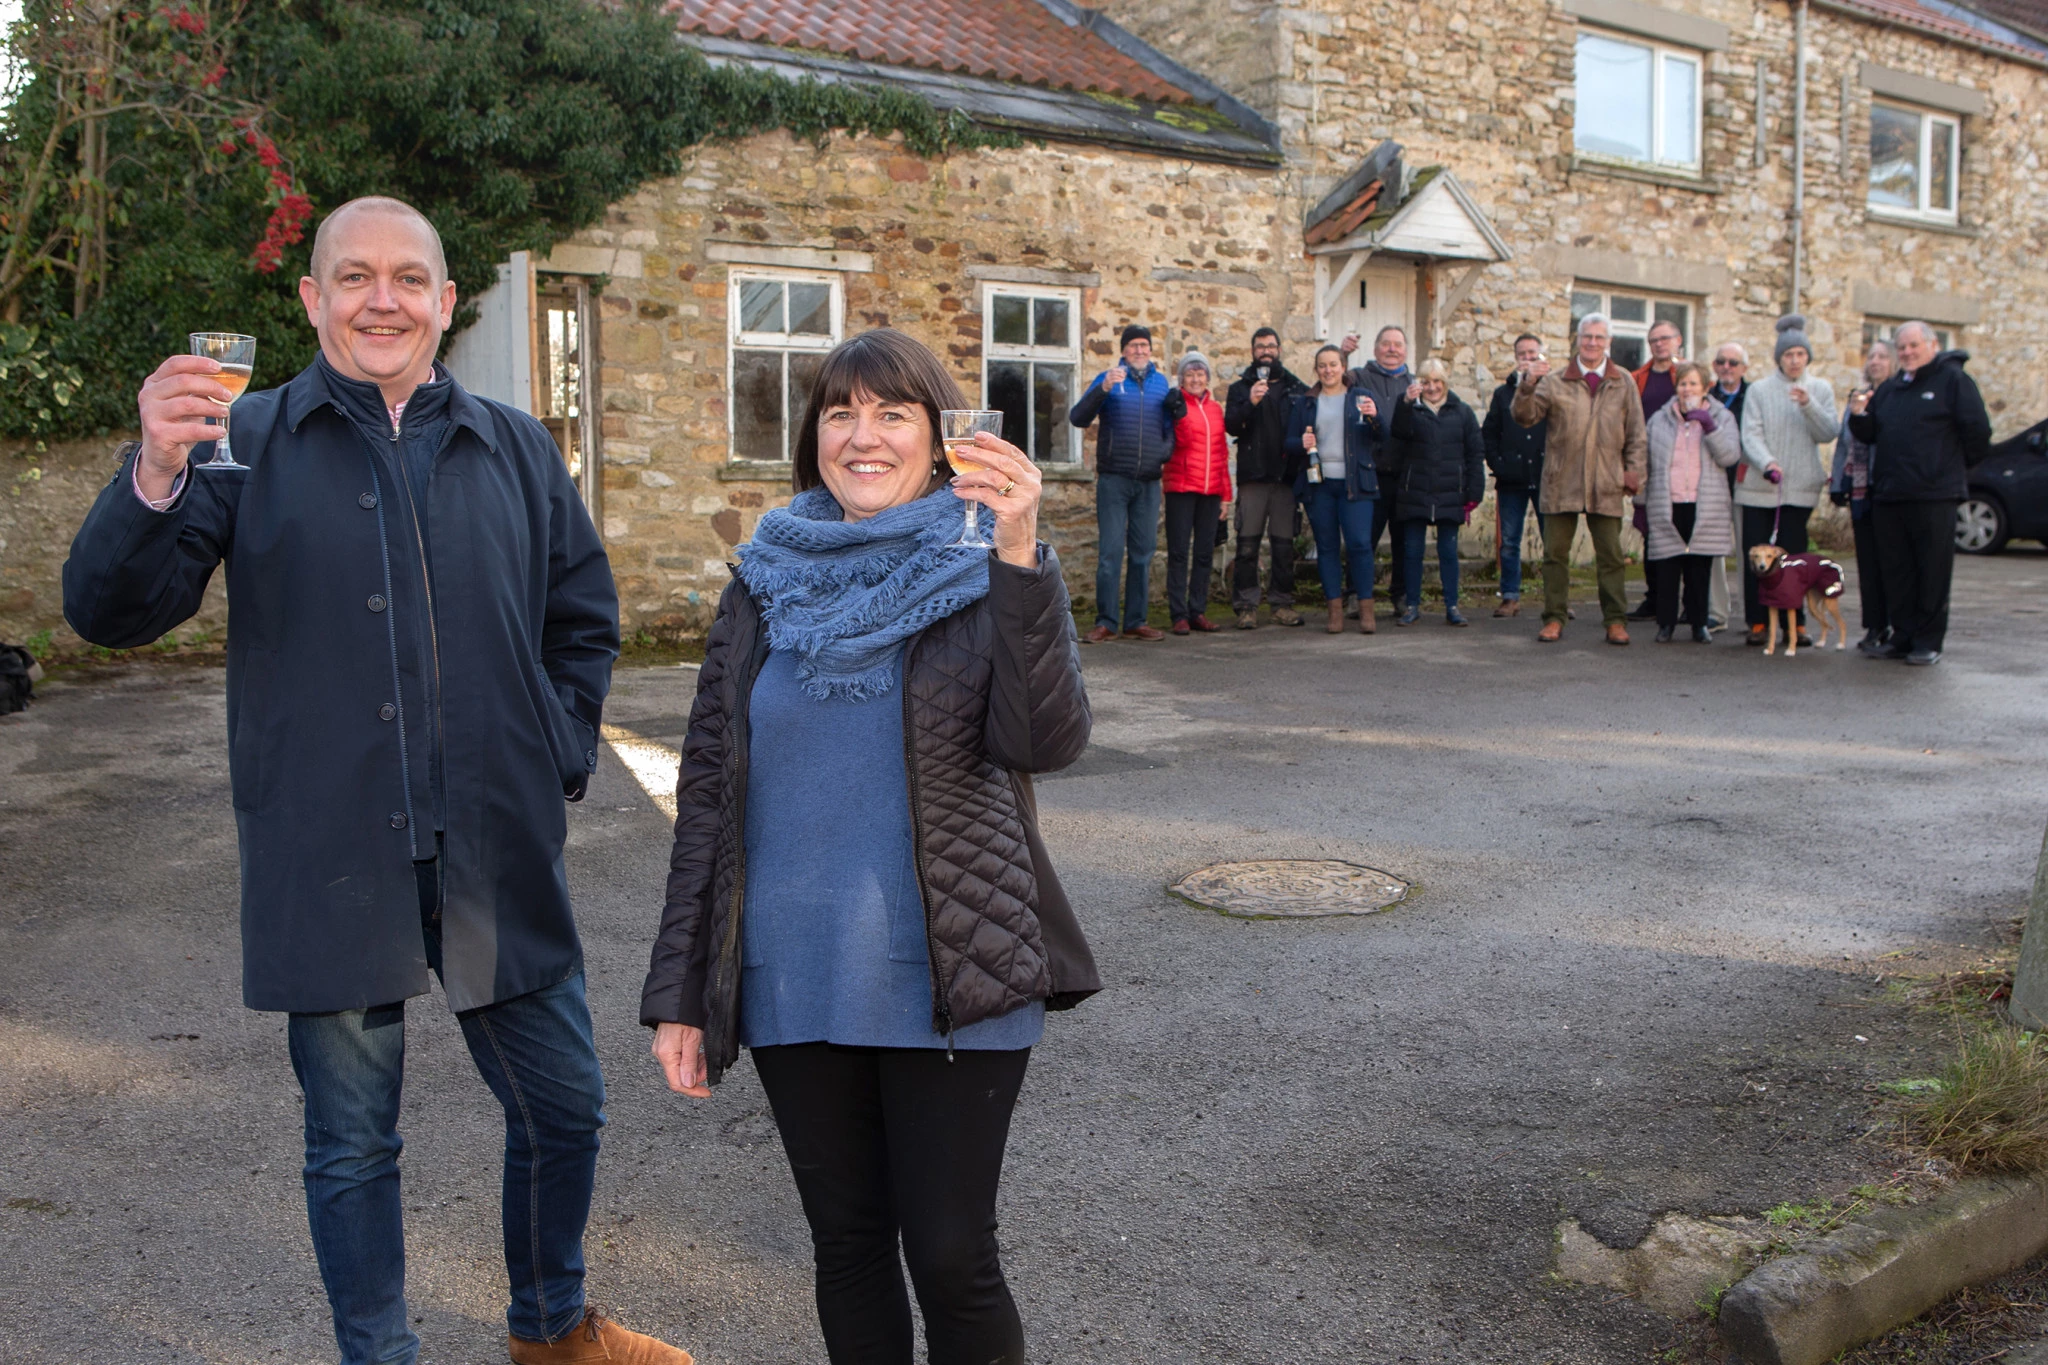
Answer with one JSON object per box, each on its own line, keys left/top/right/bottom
{"left": 738, "top": 647, "right": 1046, "bottom": 1051}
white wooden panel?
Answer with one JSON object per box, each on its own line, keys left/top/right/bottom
{"left": 1377, "top": 183, "right": 1494, "bottom": 260}
{"left": 1326, "top": 263, "right": 1416, "bottom": 351}
{"left": 444, "top": 251, "right": 535, "bottom": 412}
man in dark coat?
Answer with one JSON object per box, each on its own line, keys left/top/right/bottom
{"left": 1846, "top": 320, "right": 1993, "bottom": 665}
{"left": 62, "top": 197, "right": 688, "bottom": 1365}
{"left": 1221, "top": 326, "right": 1306, "bottom": 627}
{"left": 1068, "top": 323, "right": 1185, "bottom": 642}
{"left": 1341, "top": 324, "right": 1417, "bottom": 615}
{"left": 1481, "top": 334, "right": 1548, "bottom": 616}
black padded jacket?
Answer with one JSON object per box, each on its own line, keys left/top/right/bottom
{"left": 638, "top": 546, "right": 1100, "bottom": 1083}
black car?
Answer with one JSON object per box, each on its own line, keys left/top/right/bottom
{"left": 1957, "top": 417, "right": 2048, "bottom": 554}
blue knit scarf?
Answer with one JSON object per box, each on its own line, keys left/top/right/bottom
{"left": 736, "top": 486, "right": 990, "bottom": 701}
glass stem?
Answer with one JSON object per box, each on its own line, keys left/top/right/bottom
{"left": 964, "top": 499, "right": 978, "bottom": 541}
{"left": 217, "top": 407, "right": 232, "bottom": 463}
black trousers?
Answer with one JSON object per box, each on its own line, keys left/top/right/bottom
{"left": 753, "top": 1044, "right": 1031, "bottom": 1365}
{"left": 1651, "top": 504, "right": 1711, "bottom": 631}
{"left": 1873, "top": 500, "right": 1958, "bottom": 654}
{"left": 1850, "top": 511, "right": 1890, "bottom": 636}
{"left": 1231, "top": 482, "right": 1296, "bottom": 611}
{"left": 1164, "top": 491, "right": 1223, "bottom": 622}
{"left": 1741, "top": 503, "right": 1811, "bottom": 627}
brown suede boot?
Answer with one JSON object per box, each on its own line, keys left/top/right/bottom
{"left": 509, "top": 1309, "right": 694, "bottom": 1365}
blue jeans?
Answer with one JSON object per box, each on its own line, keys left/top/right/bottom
{"left": 1496, "top": 486, "right": 1532, "bottom": 600}
{"left": 287, "top": 861, "right": 605, "bottom": 1363}
{"left": 1305, "top": 483, "right": 1375, "bottom": 602}
{"left": 1401, "top": 518, "right": 1462, "bottom": 609}
{"left": 1095, "top": 474, "right": 1161, "bottom": 630}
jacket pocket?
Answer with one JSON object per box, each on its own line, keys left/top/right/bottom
{"left": 533, "top": 660, "right": 592, "bottom": 790}
{"left": 229, "top": 647, "right": 279, "bottom": 813}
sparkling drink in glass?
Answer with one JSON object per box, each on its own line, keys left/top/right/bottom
{"left": 190, "top": 332, "right": 258, "bottom": 470}
{"left": 941, "top": 409, "right": 1004, "bottom": 550}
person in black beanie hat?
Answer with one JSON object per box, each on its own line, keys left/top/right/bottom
{"left": 1070, "top": 323, "right": 1184, "bottom": 641}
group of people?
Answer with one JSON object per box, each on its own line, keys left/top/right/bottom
{"left": 68, "top": 196, "right": 1094, "bottom": 1365}
{"left": 1070, "top": 310, "right": 1991, "bottom": 661}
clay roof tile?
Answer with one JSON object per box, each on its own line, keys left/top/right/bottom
{"left": 669, "top": 0, "right": 1197, "bottom": 102}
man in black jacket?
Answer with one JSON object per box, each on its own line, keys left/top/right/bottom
{"left": 1846, "top": 321, "right": 1993, "bottom": 665}
{"left": 1480, "top": 334, "right": 1548, "bottom": 617}
{"left": 63, "top": 198, "right": 686, "bottom": 1364}
{"left": 1222, "top": 327, "right": 1306, "bottom": 627}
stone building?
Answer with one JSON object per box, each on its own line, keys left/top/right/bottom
{"left": 5, "top": 0, "right": 2045, "bottom": 646}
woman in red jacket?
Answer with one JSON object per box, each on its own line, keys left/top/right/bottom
{"left": 1162, "top": 351, "right": 1233, "bottom": 634}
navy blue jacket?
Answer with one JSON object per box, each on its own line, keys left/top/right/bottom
{"left": 1846, "top": 349, "right": 1992, "bottom": 503}
{"left": 1282, "top": 387, "right": 1383, "bottom": 500}
{"left": 63, "top": 359, "right": 618, "bottom": 1014}
{"left": 1481, "top": 374, "right": 1546, "bottom": 491}
{"left": 1068, "top": 363, "right": 1185, "bottom": 480}
{"left": 1390, "top": 392, "right": 1486, "bottom": 522}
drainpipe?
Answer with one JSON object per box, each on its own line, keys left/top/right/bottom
{"left": 1790, "top": 0, "right": 1808, "bottom": 315}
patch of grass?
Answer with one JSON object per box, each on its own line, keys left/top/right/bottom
{"left": 620, "top": 630, "right": 706, "bottom": 667}
{"left": 1896, "top": 1027, "right": 2048, "bottom": 1175}
{"left": 22, "top": 628, "right": 53, "bottom": 659}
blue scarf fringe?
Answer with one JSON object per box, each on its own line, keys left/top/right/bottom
{"left": 736, "top": 486, "right": 991, "bottom": 701}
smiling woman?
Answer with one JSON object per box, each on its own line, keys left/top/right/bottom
{"left": 643, "top": 333, "right": 1098, "bottom": 1365}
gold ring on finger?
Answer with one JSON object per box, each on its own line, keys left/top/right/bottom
{"left": 999, "top": 480, "right": 1017, "bottom": 496}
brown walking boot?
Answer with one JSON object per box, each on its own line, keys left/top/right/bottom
{"left": 1082, "top": 624, "right": 1115, "bottom": 644}
{"left": 1537, "top": 620, "right": 1563, "bottom": 643}
{"left": 509, "top": 1308, "right": 694, "bottom": 1365}
{"left": 1326, "top": 600, "right": 1345, "bottom": 633}
{"left": 1605, "top": 622, "right": 1631, "bottom": 646}
{"left": 1123, "top": 624, "right": 1166, "bottom": 641}
{"left": 1493, "top": 599, "right": 1520, "bottom": 618}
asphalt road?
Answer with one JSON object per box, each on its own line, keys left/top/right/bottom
{"left": 4, "top": 551, "right": 2046, "bottom": 1364}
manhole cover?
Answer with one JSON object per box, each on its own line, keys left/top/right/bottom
{"left": 1169, "top": 859, "right": 1409, "bottom": 919}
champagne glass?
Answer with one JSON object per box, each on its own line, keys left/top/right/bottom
{"left": 941, "top": 410, "right": 1004, "bottom": 550}
{"left": 189, "top": 332, "right": 257, "bottom": 470}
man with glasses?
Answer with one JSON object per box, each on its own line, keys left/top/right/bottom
{"left": 1513, "top": 313, "right": 1646, "bottom": 644}
{"left": 1626, "top": 321, "right": 1686, "bottom": 618}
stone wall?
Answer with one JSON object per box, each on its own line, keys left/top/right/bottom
{"left": 574, "top": 129, "right": 1301, "bottom": 636}
{"left": 0, "top": 437, "right": 237, "bottom": 652}
{"left": 1102, "top": 0, "right": 2048, "bottom": 429}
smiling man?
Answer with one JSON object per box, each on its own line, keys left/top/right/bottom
{"left": 63, "top": 198, "right": 691, "bottom": 1365}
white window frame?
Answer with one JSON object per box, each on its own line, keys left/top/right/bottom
{"left": 1570, "top": 285, "right": 1697, "bottom": 371}
{"left": 980, "top": 284, "right": 1082, "bottom": 465}
{"left": 1866, "top": 101, "right": 1961, "bottom": 225}
{"left": 727, "top": 270, "right": 844, "bottom": 465}
{"left": 1573, "top": 29, "right": 1704, "bottom": 174}
{"left": 1863, "top": 318, "right": 1955, "bottom": 353}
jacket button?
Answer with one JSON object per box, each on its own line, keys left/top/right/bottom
{"left": 585, "top": 748, "right": 597, "bottom": 768}
{"left": 389, "top": 811, "right": 408, "bottom": 829}
{"left": 378, "top": 703, "right": 397, "bottom": 721}
{"left": 367, "top": 594, "right": 387, "bottom": 612}
{"left": 359, "top": 492, "right": 378, "bottom": 509}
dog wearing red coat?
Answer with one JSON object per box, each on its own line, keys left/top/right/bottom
{"left": 1746, "top": 543, "right": 1847, "bottom": 656}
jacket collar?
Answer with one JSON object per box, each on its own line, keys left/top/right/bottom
{"left": 284, "top": 355, "right": 500, "bottom": 452}
{"left": 1565, "top": 357, "right": 1624, "bottom": 383}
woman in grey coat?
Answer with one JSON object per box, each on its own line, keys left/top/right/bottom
{"left": 1735, "top": 315, "right": 1837, "bottom": 641}
{"left": 1644, "top": 361, "right": 1743, "bottom": 642}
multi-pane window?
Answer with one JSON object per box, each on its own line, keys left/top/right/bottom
{"left": 1862, "top": 318, "right": 1954, "bottom": 353}
{"left": 1574, "top": 31, "right": 1702, "bottom": 172}
{"left": 729, "top": 273, "right": 842, "bottom": 463}
{"left": 1570, "top": 287, "right": 1694, "bottom": 371}
{"left": 1868, "top": 103, "right": 1960, "bottom": 222}
{"left": 983, "top": 287, "right": 1080, "bottom": 464}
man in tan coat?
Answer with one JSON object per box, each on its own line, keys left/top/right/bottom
{"left": 1511, "top": 313, "right": 1648, "bottom": 644}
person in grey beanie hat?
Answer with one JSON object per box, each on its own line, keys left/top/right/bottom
{"left": 1773, "top": 313, "right": 1813, "bottom": 365}
{"left": 1735, "top": 314, "right": 1836, "bottom": 641}
{"left": 1162, "top": 350, "right": 1232, "bottom": 632}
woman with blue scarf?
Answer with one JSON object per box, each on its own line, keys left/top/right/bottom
{"left": 641, "top": 329, "right": 1098, "bottom": 1365}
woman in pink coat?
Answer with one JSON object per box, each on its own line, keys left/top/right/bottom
{"left": 1162, "top": 351, "right": 1233, "bottom": 634}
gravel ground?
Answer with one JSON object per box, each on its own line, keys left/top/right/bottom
{"left": 3, "top": 550, "right": 2046, "bottom": 1364}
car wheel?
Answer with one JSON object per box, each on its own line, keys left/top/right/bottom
{"left": 1955, "top": 496, "right": 2009, "bottom": 554}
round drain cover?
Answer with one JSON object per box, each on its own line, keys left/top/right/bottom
{"left": 1169, "top": 859, "right": 1409, "bottom": 919}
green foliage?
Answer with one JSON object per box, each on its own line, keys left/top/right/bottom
{"left": 0, "top": 324, "right": 84, "bottom": 445}
{"left": 1, "top": 0, "right": 1016, "bottom": 440}
{"left": 1897, "top": 1027, "right": 2048, "bottom": 1174}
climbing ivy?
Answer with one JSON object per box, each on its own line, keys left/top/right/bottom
{"left": 1, "top": 0, "right": 1018, "bottom": 440}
